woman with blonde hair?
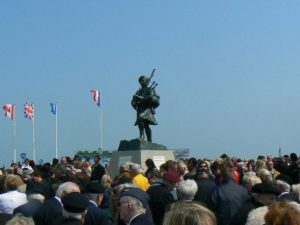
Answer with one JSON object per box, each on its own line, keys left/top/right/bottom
{"left": 242, "top": 172, "right": 262, "bottom": 193}
{"left": 100, "top": 174, "right": 113, "bottom": 210}
{"left": 163, "top": 202, "right": 217, "bottom": 225}
{"left": 101, "top": 174, "right": 112, "bottom": 190}
{"left": 257, "top": 168, "right": 272, "bottom": 184}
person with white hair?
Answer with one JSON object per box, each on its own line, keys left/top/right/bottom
{"left": 292, "top": 184, "right": 300, "bottom": 202}
{"left": 275, "top": 174, "right": 299, "bottom": 202}
{"left": 33, "top": 181, "right": 80, "bottom": 225}
{"left": 245, "top": 206, "right": 268, "bottom": 225}
{"left": 177, "top": 179, "right": 198, "bottom": 201}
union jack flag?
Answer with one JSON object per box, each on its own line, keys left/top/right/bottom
{"left": 24, "top": 102, "right": 34, "bottom": 119}
{"left": 91, "top": 89, "right": 101, "bottom": 107}
{"left": 3, "top": 104, "right": 16, "bottom": 120}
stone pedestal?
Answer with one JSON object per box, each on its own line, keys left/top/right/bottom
{"left": 107, "top": 139, "right": 174, "bottom": 178}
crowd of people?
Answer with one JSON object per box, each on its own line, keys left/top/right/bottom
{"left": 0, "top": 152, "right": 300, "bottom": 225}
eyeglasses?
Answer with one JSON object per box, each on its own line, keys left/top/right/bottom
{"left": 118, "top": 201, "right": 129, "bottom": 207}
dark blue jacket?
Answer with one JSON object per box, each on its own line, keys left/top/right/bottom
{"left": 84, "top": 201, "right": 111, "bottom": 225}
{"left": 13, "top": 199, "right": 43, "bottom": 217}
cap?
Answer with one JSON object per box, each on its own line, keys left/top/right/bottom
{"left": 119, "top": 187, "right": 149, "bottom": 208}
{"left": 252, "top": 183, "right": 280, "bottom": 195}
{"left": 86, "top": 182, "right": 105, "bottom": 194}
{"left": 62, "top": 192, "right": 89, "bottom": 213}
{"left": 163, "top": 171, "right": 180, "bottom": 183}
{"left": 276, "top": 174, "right": 293, "bottom": 185}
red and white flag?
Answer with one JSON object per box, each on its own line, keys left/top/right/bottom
{"left": 91, "top": 89, "right": 101, "bottom": 107}
{"left": 24, "top": 102, "right": 34, "bottom": 119}
{"left": 3, "top": 104, "right": 16, "bottom": 120}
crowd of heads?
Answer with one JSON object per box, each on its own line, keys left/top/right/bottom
{"left": 0, "top": 152, "right": 300, "bottom": 225}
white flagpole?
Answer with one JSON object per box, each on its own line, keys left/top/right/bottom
{"left": 32, "top": 115, "right": 35, "bottom": 161}
{"left": 13, "top": 109, "right": 16, "bottom": 163}
{"left": 100, "top": 108, "right": 103, "bottom": 150}
{"left": 55, "top": 105, "right": 58, "bottom": 159}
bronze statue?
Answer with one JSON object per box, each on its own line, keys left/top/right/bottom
{"left": 131, "top": 69, "right": 160, "bottom": 142}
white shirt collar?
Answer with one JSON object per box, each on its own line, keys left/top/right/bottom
{"left": 55, "top": 196, "right": 63, "bottom": 207}
{"left": 89, "top": 200, "right": 97, "bottom": 207}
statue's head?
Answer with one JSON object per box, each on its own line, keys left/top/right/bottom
{"left": 138, "top": 75, "right": 149, "bottom": 86}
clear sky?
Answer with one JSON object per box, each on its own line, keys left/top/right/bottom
{"left": 1, "top": 1, "right": 300, "bottom": 166}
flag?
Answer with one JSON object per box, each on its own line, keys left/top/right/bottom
{"left": 3, "top": 104, "right": 15, "bottom": 120}
{"left": 91, "top": 89, "right": 101, "bottom": 107}
{"left": 24, "top": 102, "right": 34, "bottom": 119}
{"left": 50, "top": 103, "right": 57, "bottom": 115}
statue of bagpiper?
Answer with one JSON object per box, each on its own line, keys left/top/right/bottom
{"left": 131, "top": 69, "right": 160, "bottom": 142}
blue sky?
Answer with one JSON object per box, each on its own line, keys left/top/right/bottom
{"left": 1, "top": 1, "right": 300, "bottom": 166}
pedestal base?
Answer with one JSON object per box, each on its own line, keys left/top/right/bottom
{"left": 118, "top": 138, "right": 167, "bottom": 151}
{"left": 108, "top": 150, "right": 175, "bottom": 179}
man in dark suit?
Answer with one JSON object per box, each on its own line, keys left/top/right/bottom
{"left": 230, "top": 183, "right": 279, "bottom": 225}
{"left": 209, "top": 161, "right": 249, "bottom": 225}
{"left": 83, "top": 182, "right": 110, "bottom": 225}
{"left": 147, "top": 170, "right": 180, "bottom": 225}
{"left": 91, "top": 156, "right": 105, "bottom": 183}
{"left": 33, "top": 182, "right": 80, "bottom": 225}
{"left": 194, "top": 168, "right": 216, "bottom": 207}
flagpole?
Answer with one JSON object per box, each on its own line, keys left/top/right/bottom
{"left": 55, "top": 105, "right": 58, "bottom": 159}
{"left": 13, "top": 110, "right": 16, "bottom": 163}
{"left": 32, "top": 115, "right": 35, "bottom": 161}
{"left": 100, "top": 108, "right": 103, "bottom": 150}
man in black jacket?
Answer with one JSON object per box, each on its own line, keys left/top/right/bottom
{"left": 91, "top": 156, "right": 105, "bottom": 183}
{"left": 230, "top": 183, "right": 279, "bottom": 225}
{"left": 84, "top": 182, "right": 110, "bottom": 225}
{"left": 194, "top": 168, "right": 216, "bottom": 206}
{"left": 147, "top": 170, "right": 180, "bottom": 225}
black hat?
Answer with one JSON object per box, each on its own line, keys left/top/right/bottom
{"left": 252, "top": 183, "right": 280, "bottom": 195}
{"left": 86, "top": 182, "right": 105, "bottom": 194}
{"left": 276, "top": 174, "right": 293, "bottom": 185}
{"left": 62, "top": 192, "right": 89, "bottom": 213}
{"left": 119, "top": 187, "right": 149, "bottom": 208}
